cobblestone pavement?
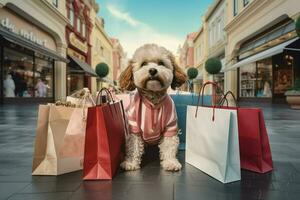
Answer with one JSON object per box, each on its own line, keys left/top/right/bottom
{"left": 0, "top": 103, "right": 300, "bottom": 200}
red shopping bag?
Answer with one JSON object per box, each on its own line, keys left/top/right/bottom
{"left": 83, "top": 88, "right": 126, "bottom": 180}
{"left": 219, "top": 91, "right": 273, "bottom": 173}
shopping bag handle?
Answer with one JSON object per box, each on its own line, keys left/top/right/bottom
{"left": 120, "top": 100, "right": 129, "bottom": 136}
{"left": 96, "top": 88, "right": 120, "bottom": 118}
{"left": 96, "top": 88, "right": 115, "bottom": 105}
{"left": 218, "top": 91, "right": 238, "bottom": 108}
{"left": 76, "top": 91, "right": 96, "bottom": 121}
{"left": 195, "top": 81, "right": 225, "bottom": 121}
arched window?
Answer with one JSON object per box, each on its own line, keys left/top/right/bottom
{"left": 69, "top": 3, "right": 74, "bottom": 26}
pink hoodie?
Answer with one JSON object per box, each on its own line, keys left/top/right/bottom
{"left": 126, "top": 91, "right": 178, "bottom": 144}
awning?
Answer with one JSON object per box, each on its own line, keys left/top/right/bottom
{"left": 69, "top": 56, "right": 98, "bottom": 77}
{"left": 224, "top": 37, "right": 298, "bottom": 72}
{"left": 0, "top": 26, "right": 68, "bottom": 63}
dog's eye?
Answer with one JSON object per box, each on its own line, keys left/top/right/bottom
{"left": 141, "top": 61, "right": 147, "bottom": 67}
{"left": 158, "top": 60, "right": 165, "bottom": 66}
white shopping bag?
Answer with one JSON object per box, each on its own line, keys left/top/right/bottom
{"left": 186, "top": 106, "right": 240, "bottom": 183}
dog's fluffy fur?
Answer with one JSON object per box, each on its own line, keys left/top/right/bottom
{"left": 119, "top": 44, "right": 187, "bottom": 171}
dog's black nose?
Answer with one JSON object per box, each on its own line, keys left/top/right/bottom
{"left": 149, "top": 68, "right": 158, "bottom": 76}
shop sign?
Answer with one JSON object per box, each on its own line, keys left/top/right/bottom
{"left": 67, "top": 48, "right": 86, "bottom": 61}
{"left": 0, "top": 17, "right": 47, "bottom": 46}
{"left": 69, "top": 32, "right": 88, "bottom": 53}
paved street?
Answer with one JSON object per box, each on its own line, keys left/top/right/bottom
{"left": 0, "top": 103, "right": 300, "bottom": 200}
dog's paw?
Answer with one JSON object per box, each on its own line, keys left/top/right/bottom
{"left": 120, "top": 160, "right": 140, "bottom": 171}
{"left": 161, "top": 159, "right": 182, "bottom": 171}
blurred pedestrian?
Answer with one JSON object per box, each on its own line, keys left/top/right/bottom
{"left": 35, "top": 78, "right": 47, "bottom": 97}
{"left": 3, "top": 74, "right": 15, "bottom": 97}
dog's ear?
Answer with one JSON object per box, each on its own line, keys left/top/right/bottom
{"left": 170, "top": 56, "right": 187, "bottom": 90}
{"left": 119, "top": 61, "right": 136, "bottom": 91}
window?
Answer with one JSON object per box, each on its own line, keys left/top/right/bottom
{"left": 243, "top": 0, "right": 249, "bottom": 6}
{"left": 218, "top": 20, "right": 221, "bottom": 41}
{"left": 52, "top": 0, "right": 58, "bottom": 7}
{"left": 209, "top": 28, "right": 213, "bottom": 47}
{"left": 69, "top": 3, "right": 74, "bottom": 26}
{"left": 34, "top": 56, "right": 54, "bottom": 98}
{"left": 82, "top": 22, "right": 86, "bottom": 37}
{"left": 214, "top": 24, "right": 217, "bottom": 44}
{"left": 233, "top": 0, "right": 238, "bottom": 16}
{"left": 3, "top": 46, "right": 34, "bottom": 98}
{"left": 77, "top": 18, "right": 81, "bottom": 33}
{"left": 239, "top": 58, "right": 273, "bottom": 98}
{"left": 67, "top": 74, "right": 84, "bottom": 95}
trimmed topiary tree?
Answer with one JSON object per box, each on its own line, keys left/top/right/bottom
{"left": 187, "top": 67, "right": 198, "bottom": 80}
{"left": 96, "top": 63, "right": 109, "bottom": 78}
{"left": 296, "top": 16, "right": 300, "bottom": 37}
{"left": 205, "top": 58, "right": 222, "bottom": 75}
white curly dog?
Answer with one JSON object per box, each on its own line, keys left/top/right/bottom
{"left": 119, "top": 44, "right": 187, "bottom": 171}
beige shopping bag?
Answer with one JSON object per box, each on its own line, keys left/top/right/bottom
{"left": 32, "top": 105, "right": 80, "bottom": 175}
{"left": 59, "top": 93, "right": 95, "bottom": 158}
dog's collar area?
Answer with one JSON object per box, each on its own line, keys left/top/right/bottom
{"left": 137, "top": 87, "right": 167, "bottom": 106}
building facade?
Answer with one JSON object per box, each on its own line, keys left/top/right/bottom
{"left": 205, "top": 0, "right": 226, "bottom": 92}
{"left": 65, "top": 0, "right": 98, "bottom": 95}
{"left": 91, "top": 14, "right": 113, "bottom": 92}
{"left": 179, "top": 32, "right": 198, "bottom": 92}
{"left": 111, "top": 38, "right": 126, "bottom": 84}
{"left": 224, "top": 0, "right": 300, "bottom": 102}
{"left": 193, "top": 28, "right": 206, "bottom": 93}
{"left": 0, "top": 0, "right": 68, "bottom": 103}
{"left": 179, "top": 32, "right": 198, "bottom": 69}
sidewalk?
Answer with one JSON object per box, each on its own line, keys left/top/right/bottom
{"left": 0, "top": 103, "right": 300, "bottom": 200}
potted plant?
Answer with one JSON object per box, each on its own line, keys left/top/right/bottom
{"left": 187, "top": 67, "right": 198, "bottom": 93}
{"left": 205, "top": 58, "right": 223, "bottom": 103}
{"left": 96, "top": 62, "right": 109, "bottom": 90}
{"left": 285, "top": 78, "right": 300, "bottom": 109}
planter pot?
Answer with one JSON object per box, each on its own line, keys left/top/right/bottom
{"left": 286, "top": 95, "right": 300, "bottom": 109}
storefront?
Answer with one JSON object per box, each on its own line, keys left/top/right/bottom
{"left": 0, "top": 8, "right": 68, "bottom": 104}
{"left": 226, "top": 19, "right": 299, "bottom": 102}
{"left": 66, "top": 54, "right": 97, "bottom": 95}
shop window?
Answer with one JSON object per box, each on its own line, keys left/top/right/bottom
{"left": 69, "top": 3, "right": 74, "bottom": 26}
{"left": 2, "top": 47, "right": 34, "bottom": 98}
{"left": 239, "top": 58, "right": 273, "bottom": 98}
{"left": 273, "top": 53, "right": 294, "bottom": 95}
{"left": 34, "top": 56, "right": 54, "bottom": 98}
{"left": 257, "top": 59, "right": 272, "bottom": 98}
{"left": 239, "top": 63, "right": 256, "bottom": 98}
{"left": 67, "top": 74, "right": 84, "bottom": 95}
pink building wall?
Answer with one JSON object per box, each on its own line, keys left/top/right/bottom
{"left": 111, "top": 38, "right": 122, "bottom": 81}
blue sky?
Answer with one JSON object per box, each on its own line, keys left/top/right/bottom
{"left": 96, "top": 0, "right": 213, "bottom": 57}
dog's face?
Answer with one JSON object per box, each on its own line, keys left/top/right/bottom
{"left": 119, "top": 44, "right": 187, "bottom": 92}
